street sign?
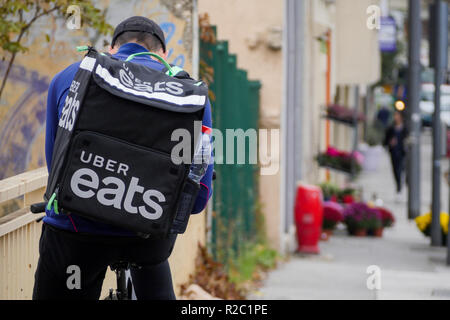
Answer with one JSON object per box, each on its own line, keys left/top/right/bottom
{"left": 379, "top": 16, "right": 397, "bottom": 53}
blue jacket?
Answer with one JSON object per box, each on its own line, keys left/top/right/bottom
{"left": 44, "top": 43, "right": 213, "bottom": 236}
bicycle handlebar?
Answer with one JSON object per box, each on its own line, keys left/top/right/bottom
{"left": 30, "top": 202, "right": 47, "bottom": 214}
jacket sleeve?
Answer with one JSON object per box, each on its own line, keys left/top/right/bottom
{"left": 191, "top": 98, "right": 213, "bottom": 214}
{"left": 45, "top": 77, "right": 60, "bottom": 172}
{"left": 45, "top": 62, "right": 80, "bottom": 172}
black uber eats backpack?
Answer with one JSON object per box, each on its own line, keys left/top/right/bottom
{"left": 44, "top": 47, "right": 208, "bottom": 237}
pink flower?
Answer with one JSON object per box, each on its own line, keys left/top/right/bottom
{"left": 352, "top": 151, "right": 364, "bottom": 165}
{"left": 326, "top": 147, "right": 340, "bottom": 157}
{"left": 323, "top": 201, "right": 344, "bottom": 222}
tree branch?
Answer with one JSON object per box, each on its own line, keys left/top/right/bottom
{"left": 23, "top": 5, "right": 60, "bottom": 33}
{"left": 0, "top": 29, "right": 26, "bottom": 99}
{"left": 0, "top": 4, "right": 61, "bottom": 100}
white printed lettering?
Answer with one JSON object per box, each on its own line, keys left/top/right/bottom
{"left": 96, "top": 176, "right": 125, "bottom": 209}
{"left": 70, "top": 168, "right": 99, "bottom": 198}
{"left": 140, "top": 189, "right": 165, "bottom": 220}
{"left": 123, "top": 177, "right": 144, "bottom": 214}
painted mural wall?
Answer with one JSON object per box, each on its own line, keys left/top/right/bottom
{"left": 0, "top": 0, "right": 194, "bottom": 180}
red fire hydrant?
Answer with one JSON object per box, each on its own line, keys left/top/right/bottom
{"left": 294, "top": 183, "right": 323, "bottom": 254}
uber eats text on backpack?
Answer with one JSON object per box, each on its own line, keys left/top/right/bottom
{"left": 59, "top": 80, "right": 81, "bottom": 132}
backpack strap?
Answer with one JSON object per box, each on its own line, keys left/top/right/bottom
{"left": 125, "top": 52, "right": 175, "bottom": 76}
{"left": 77, "top": 46, "right": 201, "bottom": 83}
{"left": 166, "top": 65, "right": 185, "bottom": 77}
{"left": 162, "top": 65, "right": 205, "bottom": 88}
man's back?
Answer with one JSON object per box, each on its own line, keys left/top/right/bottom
{"left": 44, "top": 42, "right": 213, "bottom": 236}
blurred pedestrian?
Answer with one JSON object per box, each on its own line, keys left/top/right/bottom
{"left": 384, "top": 110, "right": 408, "bottom": 197}
{"left": 376, "top": 106, "right": 391, "bottom": 129}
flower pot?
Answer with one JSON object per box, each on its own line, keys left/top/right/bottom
{"left": 373, "top": 227, "right": 383, "bottom": 237}
{"left": 346, "top": 224, "right": 367, "bottom": 236}
{"left": 353, "top": 229, "right": 367, "bottom": 237}
{"left": 367, "top": 227, "right": 383, "bottom": 237}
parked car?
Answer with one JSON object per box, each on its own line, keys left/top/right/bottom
{"left": 420, "top": 83, "right": 450, "bottom": 127}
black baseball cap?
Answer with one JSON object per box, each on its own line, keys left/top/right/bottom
{"left": 111, "top": 16, "right": 166, "bottom": 52}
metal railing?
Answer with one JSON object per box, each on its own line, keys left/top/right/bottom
{"left": 0, "top": 167, "right": 49, "bottom": 299}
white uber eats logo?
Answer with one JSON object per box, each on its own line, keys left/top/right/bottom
{"left": 70, "top": 151, "right": 166, "bottom": 220}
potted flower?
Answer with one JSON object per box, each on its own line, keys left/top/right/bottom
{"left": 377, "top": 207, "right": 395, "bottom": 228}
{"left": 322, "top": 201, "right": 344, "bottom": 240}
{"left": 340, "top": 187, "right": 356, "bottom": 204}
{"left": 343, "top": 202, "right": 371, "bottom": 236}
{"left": 366, "top": 207, "right": 383, "bottom": 237}
{"left": 342, "top": 194, "right": 355, "bottom": 204}
{"left": 318, "top": 182, "right": 358, "bottom": 204}
{"left": 326, "top": 104, "right": 366, "bottom": 124}
{"left": 415, "top": 212, "right": 449, "bottom": 246}
{"left": 316, "top": 147, "right": 363, "bottom": 175}
{"left": 319, "top": 182, "right": 341, "bottom": 201}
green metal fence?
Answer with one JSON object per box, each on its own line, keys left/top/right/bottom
{"left": 200, "top": 26, "right": 261, "bottom": 265}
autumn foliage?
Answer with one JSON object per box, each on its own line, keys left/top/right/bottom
{"left": 180, "top": 243, "right": 246, "bottom": 300}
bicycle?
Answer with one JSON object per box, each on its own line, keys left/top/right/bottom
{"left": 105, "top": 261, "right": 135, "bottom": 300}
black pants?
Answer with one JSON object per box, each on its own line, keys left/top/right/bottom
{"left": 390, "top": 153, "right": 405, "bottom": 193}
{"left": 32, "top": 223, "right": 177, "bottom": 300}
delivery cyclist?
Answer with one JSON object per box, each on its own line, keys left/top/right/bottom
{"left": 33, "top": 16, "right": 213, "bottom": 300}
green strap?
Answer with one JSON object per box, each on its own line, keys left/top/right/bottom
{"left": 125, "top": 52, "right": 174, "bottom": 76}
{"left": 54, "top": 200, "right": 59, "bottom": 215}
{"left": 166, "top": 66, "right": 184, "bottom": 76}
{"left": 77, "top": 46, "right": 176, "bottom": 77}
{"left": 46, "top": 193, "right": 56, "bottom": 211}
{"left": 77, "top": 46, "right": 108, "bottom": 57}
{"left": 76, "top": 45, "right": 89, "bottom": 52}
{"left": 46, "top": 192, "right": 59, "bottom": 214}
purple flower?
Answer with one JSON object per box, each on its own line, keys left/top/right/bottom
{"left": 344, "top": 203, "right": 371, "bottom": 220}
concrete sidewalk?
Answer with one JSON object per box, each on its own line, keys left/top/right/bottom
{"left": 251, "top": 131, "right": 450, "bottom": 300}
